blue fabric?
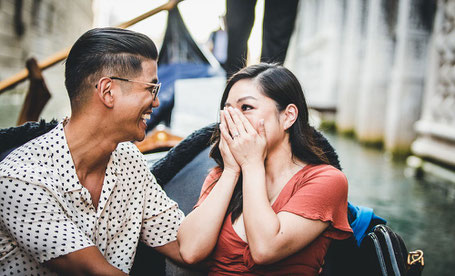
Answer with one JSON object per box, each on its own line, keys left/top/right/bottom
{"left": 348, "top": 202, "right": 387, "bottom": 246}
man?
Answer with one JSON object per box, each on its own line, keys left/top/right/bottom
{"left": 224, "top": 0, "right": 300, "bottom": 78}
{"left": 0, "top": 27, "right": 185, "bottom": 275}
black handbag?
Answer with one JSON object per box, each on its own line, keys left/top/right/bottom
{"left": 359, "top": 224, "right": 424, "bottom": 276}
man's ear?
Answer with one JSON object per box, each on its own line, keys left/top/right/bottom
{"left": 96, "top": 77, "right": 114, "bottom": 108}
{"left": 283, "top": 104, "right": 298, "bottom": 130}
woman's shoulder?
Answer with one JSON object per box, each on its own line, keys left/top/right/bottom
{"left": 296, "top": 164, "right": 348, "bottom": 190}
{"left": 195, "top": 166, "right": 223, "bottom": 207}
{"left": 302, "top": 163, "right": 346, "bottom": 178}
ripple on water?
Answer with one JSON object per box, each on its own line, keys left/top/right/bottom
{"left": 323, "top": 131, "right": 455, "bottom": 276}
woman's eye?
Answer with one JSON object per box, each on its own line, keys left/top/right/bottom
{"left": 241, "top": 105, "right": 253, "bottom": 111}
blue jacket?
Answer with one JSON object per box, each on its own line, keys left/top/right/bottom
{"left": 348, "top": 202, "right": 387, "bottom": 246}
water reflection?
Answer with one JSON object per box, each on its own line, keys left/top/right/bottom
{"left": 323, "top": 131, "right": 455, "bottom": 275}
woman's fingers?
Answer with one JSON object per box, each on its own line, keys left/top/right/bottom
{"left": 222, "top": 108, "right": 240, "bottom": 139}
{"left": 232, "top": 108, "right": 256, "bottom": 134}
{"left": 219, "top": 122, "right": 241, "bottom": 173}
{"left": 219, "top": 120, "right": 233, "bottom": 145}
{"left": 226, "top": 107, "right": 248, "bottom": 136}
{"left": 220, "top": 108, "right": 267, "bottom": 167}
{"left": 257, "top": 119, "right": 266, "bottom": 139}
{"left": 219, "top": 131, "right": 227, "bottom": 151}
{"left": 220, "top": 109, "right": 226, "bottom": 126}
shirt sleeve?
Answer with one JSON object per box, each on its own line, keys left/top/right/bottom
{"left": 193, "top": 167, "right": 222, "bottom": 209}
{"left": 0, "top": 176, "right": 95, "bottom": 263}
{"left": 279, "top": 167, "right": 353, "bottom": 240}
{"left": 140, "top": 172, "right": 184, "bottom": 247}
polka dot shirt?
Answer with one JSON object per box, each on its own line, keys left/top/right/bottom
{"left": 0, "top": 122, "right": 184, "bottom": 275}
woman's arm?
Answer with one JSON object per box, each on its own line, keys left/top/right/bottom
{"left": 177, "top": 111, "right": 240, "bottom": 264}
{"left": 241, "top": 162, "right": 329, "bottom": 264}
{"left": 177, "top": 169, "right": 238, "bottom": 264}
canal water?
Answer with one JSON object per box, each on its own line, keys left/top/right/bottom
{"left": 323, "top": 130, "right": 455, "bottom": 276}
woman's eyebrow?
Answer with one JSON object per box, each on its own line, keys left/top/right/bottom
{"left": 224, "top": 96, "right": 258, "bottom": 107}
{"left": 237, "top": 96, "right": 257, "bottom": 103}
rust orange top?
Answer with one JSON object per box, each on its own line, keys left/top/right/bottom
{"left": 195, "top": 164, "right": 353, "bottom": 276}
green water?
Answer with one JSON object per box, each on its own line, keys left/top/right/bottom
{"left": 323, "top": 131, "right": 455, "bottom": 275}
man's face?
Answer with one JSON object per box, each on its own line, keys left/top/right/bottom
{"left": 114, "top": 59, "right": 160, "bottom": 142}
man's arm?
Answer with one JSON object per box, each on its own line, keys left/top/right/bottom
{"left": 44, "top": 246, "right": 127, "bottom": 276}
{"left": 140, "top": 173, "right": 186, "bottom": 264}
{"left": 0, "top": 176, "right": 124, "bottom": 275}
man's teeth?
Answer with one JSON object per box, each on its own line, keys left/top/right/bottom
{"left": 142, "top": 114, "right": 151, "bottom": 120}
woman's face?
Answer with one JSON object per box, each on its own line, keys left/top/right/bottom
{"left": 224, "top": 78, "right": 287, "bottom": 148}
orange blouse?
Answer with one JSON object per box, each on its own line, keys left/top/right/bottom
{"left": 194, "top": 164, "right": 353, "bottom": 275}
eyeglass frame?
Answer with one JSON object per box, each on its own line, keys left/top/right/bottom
{"left": 95, "top": 76, "right": 161, "bottom": 101}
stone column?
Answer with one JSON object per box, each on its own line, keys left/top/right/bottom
{"left": 286, "top": 0, "right": 323, "bottom": 103}
{"left": 384, "top": 0, "right": 435, "bottom": 155}
{"left": 285, "top": 0, "right": 319, "bottom": 77}
{"left": 336, "top": 0, "right": 368, "bottom": 134}
{"left": 355, "top": 0, "right": 398, "bottom": 144}
{"left": 411, "top": 0, "right": 455, "bottom": 168}
{"left": 285, "top": 0, "right": 345, "bottom": 111}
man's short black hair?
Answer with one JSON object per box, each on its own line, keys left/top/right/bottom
{"left": 65, "top": 27, "right": 158, "bottom": 110}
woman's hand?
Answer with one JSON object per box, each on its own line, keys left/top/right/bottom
{"left": 221, "top": 107, "right": 267, "bottom": 168}
{"left": 219, "top": 111, "right": 240, "bottom": 174}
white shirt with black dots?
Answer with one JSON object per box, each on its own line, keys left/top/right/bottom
{"left": 0, "top": 122, "right": 184, "bottom": 275}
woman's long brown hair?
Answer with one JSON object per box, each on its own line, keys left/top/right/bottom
{"left": 209, "top": 63, "right": 330, "bottom": 223}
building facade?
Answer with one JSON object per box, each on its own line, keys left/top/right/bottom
{"left": 286, "top": 0, "right": 454, "bottom": 180}
{"left": 0, "top": 0, "right": 93, "bottom": 127}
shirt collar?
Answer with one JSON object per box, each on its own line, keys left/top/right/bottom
{"left": 50, "top": 121, "right": 82, "bottom": 193}
{"left": 50, "top": 120, "right": 120, "bottom": 195}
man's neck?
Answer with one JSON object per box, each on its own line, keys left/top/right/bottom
{"left": 63, "top": 115, "right": 118, "bottom": 179}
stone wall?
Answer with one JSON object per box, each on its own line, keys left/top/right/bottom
{"left": 286, "top": 0, "right": 345, "bottom": 110}
{"left": 0, "top": 0, "right": 93, "bottom": 128}
{"left": 286, "top": 0, "right": 443, "bottom": 157}
{"left": 384, "top": 0, "right": 434, "bottom": 154}
{"left": 411, "top": 0, "right": 455, "bottom": 168}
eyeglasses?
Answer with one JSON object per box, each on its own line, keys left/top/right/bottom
{"left": 111, "top": 77, "right": 161, "bottom": 101}
{"left": 96, "top": 76, "right": 161, "bottom": 101}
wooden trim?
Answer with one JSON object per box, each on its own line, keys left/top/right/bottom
{"left": 16, "top": 58, "right": 51, "bottom": 125}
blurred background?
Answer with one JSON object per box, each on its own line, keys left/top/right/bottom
{"left": 0, "top": 0, "right": 454, "bottom": 274}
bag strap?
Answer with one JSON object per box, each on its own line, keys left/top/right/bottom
{"left": 375, "top": 225, "right": 404, "bottom": 275}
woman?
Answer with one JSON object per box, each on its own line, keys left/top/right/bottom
{"left": 178, "top": 63, "right": 352, "bottom": 275}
